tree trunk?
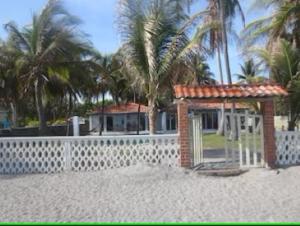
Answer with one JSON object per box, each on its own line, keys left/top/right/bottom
{"left": 99, "top": 91, "right": 105, "bottom": 136}
{"left": 137, "top": 101, "right": 141, "bottom": 135}
{"left": 216, "top": 44, "right": 225, "bottom": 135}
{"left": 220, "top": 0, "right": 238, "bottom": 139}
{"left": 148, "top": 99, "right": 157, "bottom": 135}
{"left": 217, "top": 104, "right": 225, "bottom": 135}
{"left": 288, "top": 120, "right": 295, "bottom": 131}
{"left": 220, "top": 0, "right": 232, "bottom": 85}
{"left": 34, "top": 79, "right": 47, "bottom": 136}
{"left": 10, "top": 101, "right": 18, "bottom": 127}
{"left": 217, "top": 45, "right": 224, "bottom": 85}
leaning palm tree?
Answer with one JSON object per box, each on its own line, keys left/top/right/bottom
{"left": 4, "top": 0, "right": 91, "bottom": 135}
{"left": 117, "top": 0, "right": 206, "bottom": 134}
{"left": 242, "top": 0, "right": 300, "bottom": 50}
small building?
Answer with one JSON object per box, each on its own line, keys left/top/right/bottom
{"left": 88, "top": 102, "right": 248, "bottom": 135}
{"left": 88, "top": 102, "right": 177, "bottom": 135}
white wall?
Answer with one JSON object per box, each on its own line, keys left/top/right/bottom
{"left": 274, "top": 116, "right": 300, "bottom": 131}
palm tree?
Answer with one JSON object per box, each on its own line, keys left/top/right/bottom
{"left": 117, "top": 0, "right": 205, "bottom": 134}
{"left": 0, "top": 40, "right": 21, "bottom": 127}
{"left": 218, "top": 0, "right": 245, "bottom": 84}
{"left": 185, "top": 54, "right": 215, "bottom": 85}
{"left": 235, "top": 59, "right": 266, "bottom": 84}
{"left": 242, "top": 0, "right": 300, "bottom": 50}
{"left": 4, "top": 0, "right": 91, "bottom": 135}
{"left": 195, "top": 0, "right": 244, "bottom": 135}
{"left": 252, "top": 39, "right": 300, "bottom": 130}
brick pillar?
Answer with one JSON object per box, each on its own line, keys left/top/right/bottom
{"left": 177, "top": 101, "right": 191, "bottom": 168}
{"left": 261, "top": 100, "right": 276, "bottom": 168}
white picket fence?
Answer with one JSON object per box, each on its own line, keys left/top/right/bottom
{"left": 275, "top": 131, "right": 300, "bottom": 166}
{"left": 0, "top": 135, "right": 180, "bottom": 174}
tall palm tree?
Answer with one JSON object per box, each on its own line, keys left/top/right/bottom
{"left": 117, "top": 0, "right": 205, "bottom": 134}
{"left": 195, "top": 0, "right": 244, "bottom": 135}
{"left": 4, "top": 0, "right": 91, "bottom": 135}
{"left": 218, "top": 0, "right": 245, "bottom": 84}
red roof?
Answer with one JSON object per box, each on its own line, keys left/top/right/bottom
{"left": 174, "top": 84, "right": 288, "bottom": 99}
{"left": 93, "top": 102, "right": 148, "bottom": 114}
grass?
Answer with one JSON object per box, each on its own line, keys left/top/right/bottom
{"left": 202, "top": 133, "right": 262, "bottom": 150}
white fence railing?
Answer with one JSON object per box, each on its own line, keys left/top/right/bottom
{"left": 276, "top": 131, "right": 300, "bottom": 166}
{"left": 0, "top": 135, "right": 180, "bottom": 174}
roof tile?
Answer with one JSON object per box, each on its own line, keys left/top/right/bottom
{"left": 174, "top": 84, "right": 288, "bottom": 99}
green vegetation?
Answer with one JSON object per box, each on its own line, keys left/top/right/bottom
{"left": 1, "top": 0, "right": 300, "bottom": 135}
{"left": 202, "top": 133, "right": 262, "bottom": 150}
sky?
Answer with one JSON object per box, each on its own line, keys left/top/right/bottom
{"left": 0, "top": 0, "right": 267, "bottom": 84}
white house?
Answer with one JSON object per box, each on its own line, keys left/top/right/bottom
{"left": 88, "top": 102, "right": 248, "bottom": 135}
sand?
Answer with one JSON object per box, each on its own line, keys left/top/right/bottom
{"left": 0, "top": 164, "right": 300, "bottom": 222}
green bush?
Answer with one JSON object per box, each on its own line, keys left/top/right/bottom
{"left": 25, "top": 119, "right": 40, "bottom": 127}
{"left": 51, "top": 119, "right": 67, "bottom": 126}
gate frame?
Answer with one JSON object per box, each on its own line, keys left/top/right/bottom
{"left": 176, "top": 84, "right": 287, "bottom": 169}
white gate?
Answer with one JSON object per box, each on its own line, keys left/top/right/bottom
{"left": 224, "top": 111, "right": 264, "bottom": 168}
{"left": 189, "top": 115, "right": 203, "bottom": 167}
{"left": 190, "top": 111, "right": 264, "bottom": 169}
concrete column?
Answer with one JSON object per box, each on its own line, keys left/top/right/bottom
{"left": 177, "top": 101, "right": 191, "bottom": 168}
{"left": 89, "top": 115, "right": 93, "bottom": 132}
{"left": 261, "top": 100, "right": 276, "bottom": 168}
{"left": 73, "top": 116, "right": 80, "bottom": 136}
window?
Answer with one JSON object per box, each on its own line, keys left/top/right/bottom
{"left": 202, "top": 111, "right": 218, "bottom": 130}
{"left": 127, "top": 114, "right": 147, "bottom": 131}
{"left": 167, "top": 113, "right": 177, "bottom": 131}
{"left": 106, "top": 115, "right": 125, "bottom": 132}
{"left": 107, "top": 116, "right": 113, "bottom": 131}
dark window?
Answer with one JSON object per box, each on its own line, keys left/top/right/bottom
{"left": 207, "top": 113, "right": 213, "bottom": 129}
{"left": 213, "top": 112, "right": 218, "bottom": 129}
{"left": 202, "top": 114, "right": 206, "bottom": 129}
{"left": 107, "top": 116, "right": 113, "bottom": 131}
{"left": 139, "top": 114, "right": 146, "bottom": 131}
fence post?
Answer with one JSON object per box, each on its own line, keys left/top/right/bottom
{"left": 64, "top": 141, "right": 72, "bottom": 171}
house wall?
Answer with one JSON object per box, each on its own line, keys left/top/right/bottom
{"left": 89, "top": 112, "right": 177, "bottom": 135}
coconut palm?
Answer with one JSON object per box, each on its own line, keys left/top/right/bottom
{"left": 4, "top": 0, "right": 92, "bottom": 135}
{"left": 0, "top": 40, "right": 21, "bottom": 127}
{"left": 185, "top": 54, "right": 215, "bottom": 85}
{"left": 194, "top": 0, "right": 244, "bottom": 135}
{"left": 117, "top": 0, "right": 206, "bottom": 134}
{"left": 235, "top": 59, "right": 266, "bottom": 84}
{"left": 252, "top": 39, "right": 300, "bottom": 130}
{"left": 242, "top": 0, "right": 300, "bottom": 49}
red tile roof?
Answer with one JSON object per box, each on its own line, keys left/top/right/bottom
{"left": 92, "top": 102, "right": 148, "bottom": 114}
{"left": 174, "top": 84, "right": 288, "bottom": 99}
